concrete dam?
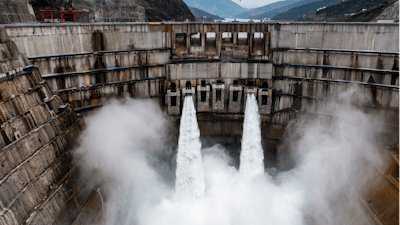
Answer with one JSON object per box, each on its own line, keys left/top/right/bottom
{"left": 0, "top": 21, "right": 398, "bottom": 224}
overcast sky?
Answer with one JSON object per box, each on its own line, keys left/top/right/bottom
{"left": 232, "top": 0, "right": 281, "bottom": 8}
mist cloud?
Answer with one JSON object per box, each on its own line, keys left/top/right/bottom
{"left": 74, "top": 90, "right": 385, "bottom": 225}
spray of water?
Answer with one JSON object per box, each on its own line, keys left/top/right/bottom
{"left": 75, "top": 89, "right": 385, "bottom": 225}
{"left": 240, "top": 93, "right": 264, "bottom": 176}
{"left": 175, "top": 95, "right": 205, "bottom": 198}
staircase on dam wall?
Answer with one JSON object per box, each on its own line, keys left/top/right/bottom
{"left": 0, "top": 22, "right": 398, "bottom": 224}
{"left": 0, "top": 28, "right": 103, "bottom": 225}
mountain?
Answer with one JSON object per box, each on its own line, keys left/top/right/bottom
{"left": 0, "top": 0, "right": 36, "bottom": 24}
{"left": 248, "top": 0, "right": 322, "bottom": 19}
{"left": 190, "top": 7, "right": 225, "bottom": 20}
{"left": 234, "top": 0, "right": 301, "bottom": 19}
{"left": 300, "top": 0, "right": 398, "bottom": 22}
{"left": 183, "top": 0, "right": 246, "bottom": 18}
{"left": 271, "top": 0, "right": 343, "bottom": 21}
{"left": 376, "top": 0, "right": 399, "bottom": 20}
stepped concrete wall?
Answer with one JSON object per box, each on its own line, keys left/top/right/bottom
{"left": 0, "top": 27, "right": 103, "bottom": 225}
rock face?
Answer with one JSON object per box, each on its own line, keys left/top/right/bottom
{"left": 29, "top": 0, "right": 194, "bottom": 22}
{"left": 0, "top": 0, "right": 36, "bottom": 24}
{"left": 376, "top": 0, "right": 399, "bottom": 20}
{"left": 140, "top": 0, "right": 195, "bottom": 22}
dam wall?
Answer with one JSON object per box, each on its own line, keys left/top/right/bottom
{"left": 0, "top": 28, "right": 103, "bottom": 225}
{"left": 3, "top": 21, "right": 397, "bottom": 139}
{"left": 5, "top": 24, "right": 171, "bottom": 57}
{"left": 0, "top": 22, "right": 398, "bottom": 225}
{"left": 268, "top": 23, "right": 398, "bottom": 51}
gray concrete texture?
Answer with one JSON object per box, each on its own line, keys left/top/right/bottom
{"left": 0, "top": 26, "right": 94, "bottom": 225}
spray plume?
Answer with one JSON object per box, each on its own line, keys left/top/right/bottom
{"left": 74, "top": 90, "right": 385, "bottom": 225}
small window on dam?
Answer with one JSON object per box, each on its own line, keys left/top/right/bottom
{"left": 171, "top": 96, "right": 177, "bottom": 106}
{"left": 206, "top": 32, "right": 217, "bottom": 53}
{"left": 233, "top": 91, "right": 238, "bottom": 102}
{"left": 170, "top": 82, "right": 176, "bottom": 92}
{"left": 238, "top": 32, "right": 248, "bottom": 45}
{"left": 216, "top": 89, "right": 222, "bottom": 101}
{"left": 262, "top": 81, "right": 268, "bottom": 89}
{"left": 186, "top": 81, "right": 191, "bottom": 89}
{"left": 201, "top": 91, "right": 206, "bottom": 102}
{"left": 222, "top": 32, "right": 233, "bottom": 44}
{"left": 254, "top": 32, "right": 264, "bottom": 39}
{"left": 190, "top": 33, "right": 201, "bottom": 46}
{"left": 262, "top": 95, "right": 268, "bottom": 105}
{"left": 201, "top": 80, "right": 206, "bottom": 87}
{"left": 175, "top": 33, "right": 186, "bottom": 50}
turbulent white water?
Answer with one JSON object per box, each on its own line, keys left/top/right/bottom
{"left": 175, "top": 95, "right": 205, "bottom": 198}
{"left": 240, "top": 93, "right": 264, "bottom": 176}
{"left": 78, "top": 91, "right": 384, "bottom": 225}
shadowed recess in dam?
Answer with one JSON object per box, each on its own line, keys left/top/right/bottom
{"left": 240, "top": 93, "right": 264, "bottom": 176}
{"left": 176, "top": 95, "right": 205, "bottom": 198}
{"left": 75, "top": 90, "right": 385, "bottom": 225}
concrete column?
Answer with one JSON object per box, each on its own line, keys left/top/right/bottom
{"left": 258, "top": 88, "right": 272, "bottom": 115}
{"left": 233, "top": 32, "right": 238, "bottom": 46}
{"left": 212, "top": 83, "right": 225, "bottom": 112}
{"left": 249, "top": 32, "right": 254, "bottom": 56}
{"left": 186, "top": 33, "right": 190, "bottom": 53}
{"left": 216, "top": 32, "right": 222, "bottom": 58}
{"left": 197, "top": 85, "right": 210, "bottom": 112}
{"left": 201, "top": 32, "right": 206, "bottom": 54}
{"left": 172, "top": 32, "right": 176, "bottom": 52}
{"left": 264, "top": 32, "right": 270, "bottom": 60}
{"left": 166, "top": 89, "right": 181, "bottom": 115}
{"left": 228, "top": 85, "right": 243, "bottom": 113}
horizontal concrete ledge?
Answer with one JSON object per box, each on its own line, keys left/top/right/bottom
{"left": 74, "top": 94, "right": 164, "bottom": 112}
{"left": 277, "top": 63, "right": 399, "bottom": 74}
{"left": 28, "top": 48, "right": 171, "bottom": 60}
{"left": 170, "top": 59, "right": 222, "bottom": 64}
{"left": 274, "top": 93, "right": 399, "bottom": 111}
{"left": 74, "top": 103, "right": 103, "bottom": 112}
{"left": 0, "top": 65, "right": 37, "bottom": 82}
{"left": 272, "top": 47, "right": 400, "bottom": 55}
{"left": 274, "top": 76, "right": 399, "bottom": 89}
{"left": 272, "top": 109, "right": 399, "bottom": 130}
{"left": 56, "top": 77, "right": 165, "bottom": 93}
{"left": 42, "top": 64, "right": 166, "bottom": 78}
{"left": 170, "top": 59, "right": 272, "bottom": 64}
{"left": 2, "top": 21, "right": 399, "bottom": 28}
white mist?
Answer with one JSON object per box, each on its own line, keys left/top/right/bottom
{"left": 76, "top": 90, "right": 384, "bottom": 225}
